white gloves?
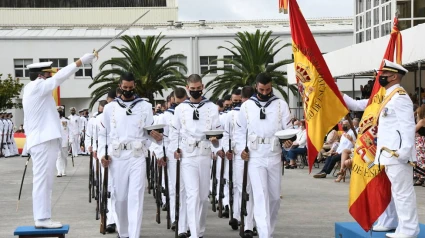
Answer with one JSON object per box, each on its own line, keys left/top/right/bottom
{"left": 79, "top": 53, "right": 96, "bottom": 65}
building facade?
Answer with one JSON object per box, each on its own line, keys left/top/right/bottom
{"left": 0, "top": 17, "right": 354, "bottom": 126}
{"left": 354, "top": 0, "right": 425, "bottom": 43}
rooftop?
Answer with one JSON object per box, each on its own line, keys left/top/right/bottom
{"left": 0, "top": 18, "right": 353, "bottom": 39}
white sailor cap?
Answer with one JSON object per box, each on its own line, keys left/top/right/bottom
{"left": 70, "top": 107, "right": 76, "bottom": 111}
{"left": 144, "top": 124, "right": 166, "bottom": 133}
{"left": 204, "top": 130, "right": 225, "bottom": 139}
{"left": 275, "top": 129, "right": 298, "bottom": 141}
{"left": 57, "top": 106, "right": 64, "bottom": 111}
{"left": 27, "top": 62, "right": 56, "bottom": 73}
{"left": 377, "top": 59, "right": 408, "bottom": 75}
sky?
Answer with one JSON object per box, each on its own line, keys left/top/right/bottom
{"left": 178, "top": 0, "right": 354, "bottom": 21}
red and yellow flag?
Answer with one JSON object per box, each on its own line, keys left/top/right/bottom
{"left": 51, "top": 68, "right": 61, "bottom": 106}
{"left": 284, "top": 0, "right": 349, "bottom": 172}
{"left": 349, "top": 17, "right": 402, "bottom": 231}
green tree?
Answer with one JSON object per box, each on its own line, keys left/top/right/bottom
{"left": 89, "top": 34, "right": 187, "bottom": 109}
{"left": 204, "top": 30, "right": 297, "bottom": 100}
{"left": 0, "top": 74, "right": 24, "bottom": 111}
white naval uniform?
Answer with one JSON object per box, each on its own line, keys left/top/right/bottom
{"left": 216, "top": 111, "right": 230, "bottom": 208}
{"left": 236, "top": 95, "right": 291, "bottom": 238}
{"left": 79, "top": 116, "right": 88, "bottom": 154}
{"left": 170, "top": 98, "right": 221, "bottom": 237}
{"left": 153, "top": 107, "right": 178, "bottom": 224}
{"left": 0, "top": 119, "right": 11, "bottom": 157}
{"left": 101, "top": 98, "right": 156, "bottom": 238}
{"left": 68, "top": 114, "right": 80, "bottom": 157}
{"left": 223, "top": 106, "right": 255, "bottom": 230}
{"left": 23, "top": 62, "right": 79, "bottom": 221}
{"left": 343, "top": 84, "right": 419, "bottom": 237}
{"left": 8, "top": 119, "right": 18, "bottom": 155}
{"left": 56, "top": 117, "right": 69, "bottom": 175}
{"left": 94, "top": 112, "right": 116, "bottom": 227}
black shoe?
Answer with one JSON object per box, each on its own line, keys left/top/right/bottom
{"left": 106, "top": 223, "right": 116, "bottom": 233}
{"left": 162, "top": 203, "right": 167, "bottom": 211}
{"left": 253, "top": 227, "right": 258, "bottom": 236}
{"left": 229, "top": 218, "right": 239, "bottom": 230}
{"left": 171, "top": 221, "right": 176, "bottom": 231}
{"left": 243, "top": 230, "right": 254, "bottom": 238}
{"left": 222, "top": 205, "right": 230, "bottom": 218}
{"left": 187, "top": 230, "right": 191, "bottom": 237}
{"left": 178, "top": 233, "right": 187, "bottom": 238}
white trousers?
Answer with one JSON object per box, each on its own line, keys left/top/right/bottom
{"left": 215, "top": 156, "right": 229, "bottom": 207}
{"left": 179, "top": 155, "right": 210, "bottom": 237}
{"left": 30, "top": 139, "right": 60, "bottom": 221}
{"left": 249, "top": 155, "right": 282, "bottom": 238}
{"left": 166, "top": 150, "right": 177, "bottom": 223}
{"left": 56, "top": 147, "right": 68, "bottom": 174}
{"left": 234, "top": 156, "right": 255, "bottom": 230}
{"left": 110, "top": 151, "right": 146, "bottom": 238}
{"left": 376, "top": 164, "right": 419, "bottom": 236}
{"left": 12, "top": 136, "right": 19, "bottom": 155}
{"left": 100, "top": 161, "right": 116, "bottom": 226}
{"left": 70, "top": 134, "right": 79, "bottom": 157}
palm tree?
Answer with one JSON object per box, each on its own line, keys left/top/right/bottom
{"left": 88, "top": 34, "right": 187, "bottom": 109}
{"left": 204, "top": 30, "right": 297, "bottom": 101}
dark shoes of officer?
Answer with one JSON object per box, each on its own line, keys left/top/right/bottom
{"left": 222, "top": 205, "right": 230, "bottom": 218}
{"left": 106, "top": 223, "right": 116, "bottom": 233}
{"left": 243, "top": 230, "right": 254, "bottom": 238}
{"left": 229, "top": 218, "right": 239, "bottom": 230}
{"left": 171, "top": 221, "right": 177, "bottom": 231}
{"left": 178, "top": 233, "right": 187, "bottom": 238}
{"left": 162, "top": 203, "right": 167, "bottom": 211}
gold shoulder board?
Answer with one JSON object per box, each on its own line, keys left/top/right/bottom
{"left": 397, "top": 89, "right": 406, "bottom": 95}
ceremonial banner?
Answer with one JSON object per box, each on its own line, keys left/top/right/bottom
{"left": 348, "top": 18, "right": 402, "bottom": 231}
{"left": 51, "top": 68, "right": 60, "bottom": 106}
{"left": 283, "top": 0, "right": 349, "bottom": 172}
{"left": 14, "top": 133, "right": 26, "bottom": 154}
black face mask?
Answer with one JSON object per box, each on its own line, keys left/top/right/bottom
{"left": 232, "top": 101, "right": 241, "bottom": 107}
{"left": 378, "top": 75, "right": 390, "bottom": 87}
{"left": 71, "top": 112, "right": 75, "bottom": 115}
{"left": 98, "top": 111, "right": 103, "bottom": 115}
{"left": 257, "top": 90, "right": 273, "bottom": 101}
{"left": 342, "top": 126, "right": 349, "bottom": 132}
{"left": 224, "top": 106, "right": 232, "bottom": 111}
{"left": 171, "top": 103, "right": 178, "bottom": 108}
{"left": 121, "top": 88, "right": 135, "bottom": 99}
{"left": 156, "top": 109, "right": 163, "bottom": 114}
{"left": 189, "top": 90, "right": 203, "bottom": 99}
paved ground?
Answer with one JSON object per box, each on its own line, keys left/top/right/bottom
{"left": 1, "top": 155, "right": 425, "bottom": 238}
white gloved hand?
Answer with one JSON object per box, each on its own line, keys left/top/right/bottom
{"left": 79, "top": 53, "right": 96, "bottom": 65}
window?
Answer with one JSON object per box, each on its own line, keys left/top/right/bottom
{"left": 373, "top": 8, "right": 379, "bottom": 25}
{"left": 13, "top": 59, "right": 32, "bottom": 78}
{"left": 373, "top": 26, "right": 380, "bottom": 39}
{"left": 414, "top": 0, "right": 425, "bottom": 17}
{"left": 397, "top": 0, "right": 412, "bottom": 19}
{"left": 414, "top": 19, "right": 425, "bottom": 26}
{"left": 39, "top": 58, "right": 68, "bottom": 69}
{"left": 381, "top": 22, "right": 391, "bottom": 36}
{"left": 200, "top": 56, "right": 217, "bottom": 74}
{"left": 399, "top": 20, "right": 412, "bottom": 31}
{"left": 357, "top": 0, "right": 364, "bottom": 14}
{"left": 366, "top": 11, "right": 372, "bottom": 27}
{"left": 223, "top": 55, "right": 236, "bottom": 70}
{"left": 374, "top": 0, "right": 379, "bottom": 7}
{"left": 356, "top": 32, "right": 364, "bottom": 43}
{"left": 366, "top": 0, "right": 371, "bottom": 10}
{"left": 74, "top": 58, "right": 92, "bottom": 78}
{"left": 366, "top": 29, "right": 372, "bottom": 41}
{"left": 169, "top": 56, "right": 187, "bottom": 74}
{"left": 268, "top": 57, "right": 274, "bottom": 64}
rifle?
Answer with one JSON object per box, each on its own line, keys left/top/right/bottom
{"left": 100, "top": 128, "right": 109, "bottom": 234}
{"left": 156, "top": 154, "right": 162, "bottom": 224}
{"left": 218, "top": 148, "right": 226, "bottom": 218}
{"left": 0, "top": 126, "right": 4, "bottom": 157}
{"left": 163, "top": 142, "right": 171, "bottom": 229}
{"left": 175, "top": 134, "right": 181, "bottom": 238}
{"left": 240, "top": 129, "right": 249, "bottom": 237}
{"left": 228, "top": 123, "right": 234, "bottom": 222}
{"left": 89, "top": 131, "right": 93, "bottom": 203}
{"left": 151, "top": 152, "right": 156, "bottom": 198}
{"left": 211, "top": 153, "right": 217, "bottom": 212}
{"left": 147, "top": 150, "right": 151, "bottom": 194}
{"left": 95, "top": 142, "right": 100, "bottom": 220}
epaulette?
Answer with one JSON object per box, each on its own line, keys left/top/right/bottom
{"left": 397, "top": 89, "right": 406, "bottom": 95}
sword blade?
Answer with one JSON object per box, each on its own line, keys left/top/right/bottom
{"left": 96, "top": 10, "right": 150, "bottom": 53}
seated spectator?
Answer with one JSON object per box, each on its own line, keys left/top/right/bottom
{"left": 334, "top": 148, "right": 353, "bottom": 182}
{"left": 317, "top": 124, "right": 339, "bottom": 162}
{"left": 283, "top": 120, "right": 307, "bottom": 169}
{"left": 414, "top": 106, "right": 425, "bottom": 186}
{"left": 313, "top": 120, "right": 356, "bottom": 179}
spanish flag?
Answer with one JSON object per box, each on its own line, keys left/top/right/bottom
{"left": 51, "top": 68, "right": 61, "bottom": 106}
{"left": 283, "top": 0, "right": 349, "bottom": 172}
{"left": 348, "top": 17, "right": 402, "bottom": 231}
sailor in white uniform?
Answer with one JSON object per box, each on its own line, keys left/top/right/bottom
{"left": 171, "top": 74, "right": 221, "bottom": 238}
{"left": 68, "top": 107, "right": 80, "bottom": 158}
{"left": 224, "top": 86, "right": 257, "bottom": 236}
{"left": 237, "top": 73, "right": 291, "bottom": 238}
{"left": 7, "top": 113, "right": 19, "bottom": 156}
{"left": 342, "top": 60, "right": 419, "bottom": 238}
{"left": 100, "top": 72, "right": 162, "bottom": 238}
{"left": 23, "top": 53, "right": 95, "bottom": 228}
{"left": 56, "top": 106, "right": 69, "bottom": 177}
